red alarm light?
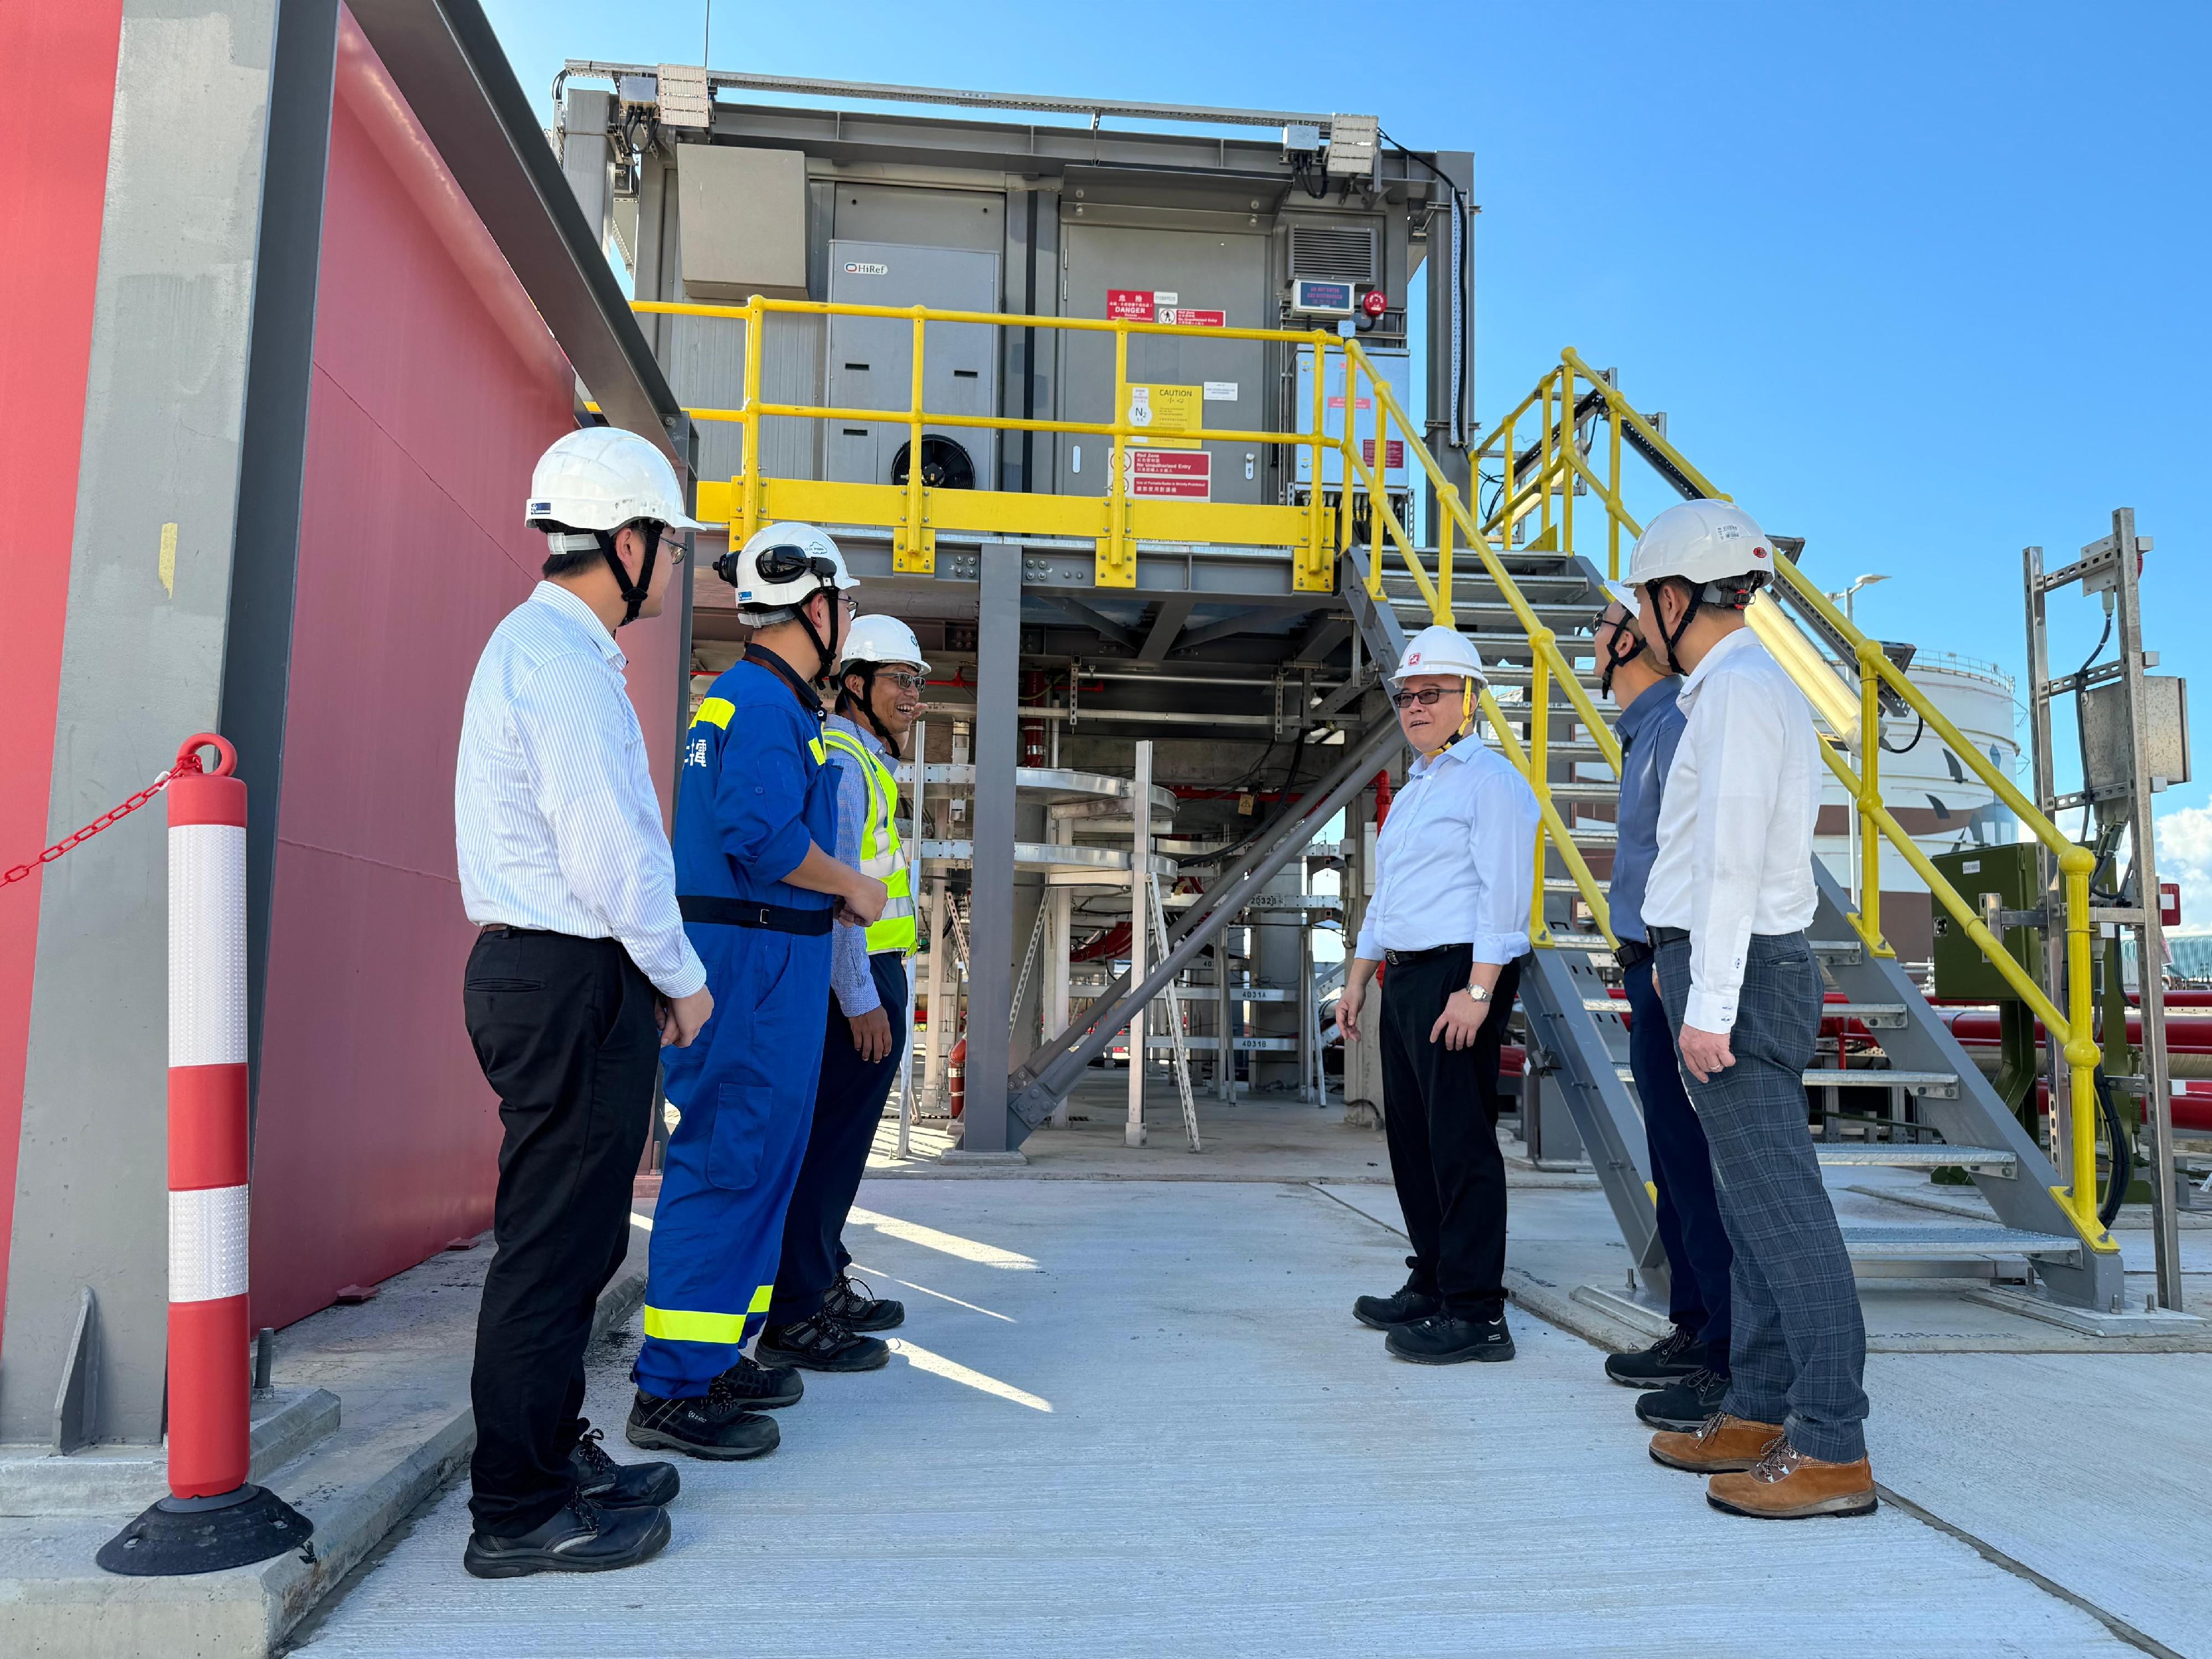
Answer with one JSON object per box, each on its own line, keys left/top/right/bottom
{"left": 1361, "top": 289, "right": 1389, "bottom": 319}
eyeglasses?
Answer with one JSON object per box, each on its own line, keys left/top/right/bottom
{"left": 879, "top": 670, "right": 925, "bottom": 693}
{"left": 1390, "top": 686, "right": 1464, "bottom": 709}
{"left": 658, "top": 530, "right": 692, "bottom": 565}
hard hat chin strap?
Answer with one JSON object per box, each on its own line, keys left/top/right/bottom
{"left": 1598, "top": 616, "right": 1647, "bottom": 698}
{"left": 601, "top": 521, "right": 660, "bottom": 627}
{"left": 794, "top": 580, "right": 840, "bottom": 686}
{"left": 838, "top": 664, "right": 901, "bottom": 754}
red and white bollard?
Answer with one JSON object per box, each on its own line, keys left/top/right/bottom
{"left": 100, "top": 734, "right": 311, "bottom": 1576}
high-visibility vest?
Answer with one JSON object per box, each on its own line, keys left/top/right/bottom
{"left": 822, "top": 727, "right": 917, "bottom": 955}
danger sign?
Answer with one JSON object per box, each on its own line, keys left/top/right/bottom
{"left": 1123, "top": 450, "right": 1212, "bottom": 500}
{"left": 1361, "top": 439, "right": 1405, "bottom": 468}
{"left": 1107, "top": 289, "right": 1156, "bottom": 321}
{"left": 1126, "top": 383, "right": 1203, "bottom": 450}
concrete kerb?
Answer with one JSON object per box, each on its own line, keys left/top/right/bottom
{"left": 0, "top": 1237, "right": 648, "bottom": 1659}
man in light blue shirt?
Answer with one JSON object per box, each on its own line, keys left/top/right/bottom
{"left": 1337, "top": 626, "right": 1539, "bottom": 1365}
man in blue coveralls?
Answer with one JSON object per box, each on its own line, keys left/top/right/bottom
{"left": 1586, "top": 585, "right": 1735, "bottom": 1430}
{"left": 626, "top": 523, "right": 888, "bottom": 1461}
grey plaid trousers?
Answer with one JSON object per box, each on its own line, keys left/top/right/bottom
{"left": 1657, "top": 932, "right": 1869, "bottom": 1463}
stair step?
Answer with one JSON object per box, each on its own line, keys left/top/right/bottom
{"left": 1840, "top": 1224, "right": 2079, "bottom": 1260}
{"left": 1810, "top": 938, "right": 1864, "bottom": 960}
{"left": 1815, "top": 1144, "right": 2017, "bottom": 1171}
{"left": 1611, "top": 1065, "right": 1960, "bottom": 1097}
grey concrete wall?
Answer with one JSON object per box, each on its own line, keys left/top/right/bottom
{"left": 1, "top": 0, "right": 283, "bottom": 1447}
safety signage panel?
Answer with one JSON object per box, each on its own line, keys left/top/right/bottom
{"left": 1123, "top": 450, "right": 1212, "bottom": 499}
{"left": 1126, "top": 383, "right": 1203, "bottom": 448}
{"left": 1106, "top": 289, "right": 1178, "bottom": 321}
{"left": 1362, "top": 439, "right": 1405, "bottom": 468}
{"left": 1159, "top": 307, "right": 1225, "bottom": 327}
{"left": 1203, "top": 382, "right": 1239, "bottom": 401}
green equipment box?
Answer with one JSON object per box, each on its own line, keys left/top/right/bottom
{"left": 1930, "top": 842, "right": 2048, "bottom": 1001}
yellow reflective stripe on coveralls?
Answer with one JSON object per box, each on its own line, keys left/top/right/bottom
{"left": 642, "top": 1283, "right": 775, "bottom": 1345}
{"left": 693, "top": 696, "right": 735, "bottom": 730}
{"left": 821, "top": 728, "right": 917, "bottom": 954}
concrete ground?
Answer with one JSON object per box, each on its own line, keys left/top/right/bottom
{"left": 287, "top": 1087, "right": 2205, "bottom": 1659}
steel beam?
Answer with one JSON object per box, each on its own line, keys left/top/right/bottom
{"left": 347, "top": 0, "right": 688, "bottom": 463}
{"left": 1139, "top": 595, "right": 1198, "bottom": 662}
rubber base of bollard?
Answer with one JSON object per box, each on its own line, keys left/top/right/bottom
{"left": 95, "top": 1483, "right": 314, "bottom": 1576}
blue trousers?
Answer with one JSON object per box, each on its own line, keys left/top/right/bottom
{"left": 1657, "top": 933, "right": 1869, "bottom": 1463}
{"left": 635, "top": 926, "right": 831, "bottom": 1399}
{"left": 768, "top": 953, "right": 909, "bottom": 1326}
{"left": 1626, "top": 961, "right": 1733, "bottom": 1368}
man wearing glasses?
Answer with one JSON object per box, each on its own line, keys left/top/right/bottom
{"left": 628, "top": 522, "right": 888, "bottom": 1460}
{"left": 455, "top": 426, "right": 712, "bottom": 1577}
{"left": 756, "top": 614, "right": 931, "bottom": 1372}
{"left": 1335, "top": 625, "right": 1540, "bottom": 1365}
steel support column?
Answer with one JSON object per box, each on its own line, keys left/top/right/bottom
{"left": 956, "top": 541, "right": 1022, "bottom": 1154}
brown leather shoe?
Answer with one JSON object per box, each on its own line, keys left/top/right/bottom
{"left": 1707, "top": 1440, "right": 1878, "bottom": 1519}
{"left": 1648, "top": 1413, "right": 1783, "bottom": 1473}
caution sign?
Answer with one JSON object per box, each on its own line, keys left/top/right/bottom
{"left": 1159, "top": 307, "right": 1225, "bottom": 327}
{"left": 1123, "top": 450, "right": 1212, "bottom": 500}
{"left": 1126, "top": 383, "right": 1203, "bottom": 449}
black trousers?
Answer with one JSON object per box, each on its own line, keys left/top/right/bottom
{"left": 463, "top": 930, "right": 659, "bottom": 1537}
{"left": 768, "top": 953, "right": 910, "bottom": 1325}
{"left": 1626, "top": 958, "right": 1733, "bottom": 1365}
{"left": 1378, "top": 948, "right": 1524, "bottom": 1321}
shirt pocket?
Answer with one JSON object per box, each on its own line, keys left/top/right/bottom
{"left": 706, "top": 1080, "right": 775, "bottom": 1191}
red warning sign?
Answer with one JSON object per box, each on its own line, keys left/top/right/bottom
{"left": 1123, "top": 450, "right": 1212, "bottom": 500}
{"left": 1361, "top": 439, "right": 1405, "bottom": 468}
{"left": 1107, "top": 289, "right": 1156, "bottom": 321}
{"left": 1160, "top": 307, "right": 1225, "bottom": 327}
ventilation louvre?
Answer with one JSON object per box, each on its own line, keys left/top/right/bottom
{"left": 1289, "top": 225, "right": 1378, "bottom": 286}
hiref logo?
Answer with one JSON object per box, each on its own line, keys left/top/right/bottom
{"left": 843, "top": 261, "right": 889, "bottom": 275}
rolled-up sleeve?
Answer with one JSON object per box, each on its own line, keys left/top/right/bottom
{"left": 1467, "top": 764, "right": 1539, "bottom": 966}
{"left": 510, "top": 655, "right": 706, "bottom": 1000}
{"left": 828, "top": 748, "right": 880, "bottom": 1016}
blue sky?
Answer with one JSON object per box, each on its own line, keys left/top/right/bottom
{"left": 484, "top": 0, "right": 2211, "bottom": 920}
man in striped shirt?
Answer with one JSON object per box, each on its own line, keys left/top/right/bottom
{"left": 452, "top": 427, "right": 711, "bottom": 1579}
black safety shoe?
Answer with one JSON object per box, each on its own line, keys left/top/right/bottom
{"left": 568, "top": 1426, "right": 680, "bottom": 1509}
{"left": 1604, "top": 1324, "right": 1708, "bottom": 1389}
{"left": 625, "top": 1373, "right": 783, "bottom": 1461}
{"left": 824, "top": 1271, "right": 905, "bottom": 1332}
{"left": 1353, "top": 1265, "right": 1442, "bottom": 1331}
{"left": 1636, "top": 1366, "right": 1732, "bottom": 1431}
{"left": 1385, "top": 1312, "right": 1516, "bottom": 1365}
{"left": 462, "top": 1495, "right": 670, "bottom": 1579}
{"left": 757, "top": 1311, "right": 891, "bottom": 1373}
{"left": 712, "top": 1352, "right": 804, "bottom": 1410}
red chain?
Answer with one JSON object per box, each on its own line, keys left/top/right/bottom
{"left": 1, "top": 753, "right": 204, "bottom": 889}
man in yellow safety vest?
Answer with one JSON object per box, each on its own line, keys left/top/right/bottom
{"left": 755, "top": 613, "right": 926, "bottom": 1370}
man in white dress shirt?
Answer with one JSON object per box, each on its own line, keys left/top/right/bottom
{"left": 1627, "top": 502, "right": 1876, "bottom": 1521}
{"left": 1337, "top": 625, "right": 1540, "bottom": 1365}
{"left": 451, "top": 427, "right": 713, "bottom": 1578}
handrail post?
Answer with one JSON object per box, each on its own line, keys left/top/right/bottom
{"left": 1607, "top": 388, "right": 1623, "bottom": 578}
{"left": 1347, "top": 351, "right": 1380, "bottom": 599}
{"left": 899, "top": 306, "right": 930, "bottom": 573}
{"left": 1528, "top": 633, "right": 1554, "bottom": 946}
{"left": 1437, "top": 483, "right": 1457, "bottom": 625}
{"left": 1104, "top": 322, "right": 1131, "bottom": 586}
{"left": 2059, "top": 847, "right": 2100, "bottom": 1235}
{"left": 1560, "top": 364, "right": 1576, "bottom": 556}
{"left": 1854, "top": 639, "right": 1892, "bottom": 956}
{"left": 1501, "top": 401, "right": 1516, "bottom": 548}
{"left": 739, "top": 296, "right": 765, "bottom": 544}
{"left": 1538, "top": 374, "right": 1554, "bottom": 542}
{"left": 1305, "top": 329, "right": 1329, "bottom": 591}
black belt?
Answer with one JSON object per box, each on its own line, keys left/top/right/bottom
{"left": 1381, "top": 942, "right": 1464, "bottom": 967}
{"left": 1648, "top": 926, "right": 1689, "bottom": 948}
{"left": 679, "top": 895, "right": 835, "bottom": 936}
{"left": 1614, "top": 937, "right": 1653, "bottom": 971}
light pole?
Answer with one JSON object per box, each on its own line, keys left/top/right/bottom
{"left": 1828, "top": 572, "right": 1890, "bottom": 627}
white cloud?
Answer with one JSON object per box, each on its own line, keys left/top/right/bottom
{"left": 2155, "top": 803, "right": 2212, "bottom": 936}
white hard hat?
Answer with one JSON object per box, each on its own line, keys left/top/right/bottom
{"left": 1627, "top": 501, "right": 1776, "bottom": 599}
{"left": 1600, "top": 578, "right": 1640, "bottom": 618}
{"left": 525, "top": 426, "right": 707, "bottom": 542}
{"left": 717, "top": 521, "right": 860, "bottom": 610}
{"left": 1393, "top": 624, "right": 1489, "bottom": 686}
{"left": 839, "top": 614, "right": 930, "bottom": 674}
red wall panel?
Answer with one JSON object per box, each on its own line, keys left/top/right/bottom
{"left": 0, "top": 3, "right": 124, "bottom": 1354}
{"left": 247, "top": 12, "right": 684, "bottom": 1327}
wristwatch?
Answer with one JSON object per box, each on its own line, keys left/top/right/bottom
{"left": 1463, "top": 977, "right": 1492, "bottom": 1003}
